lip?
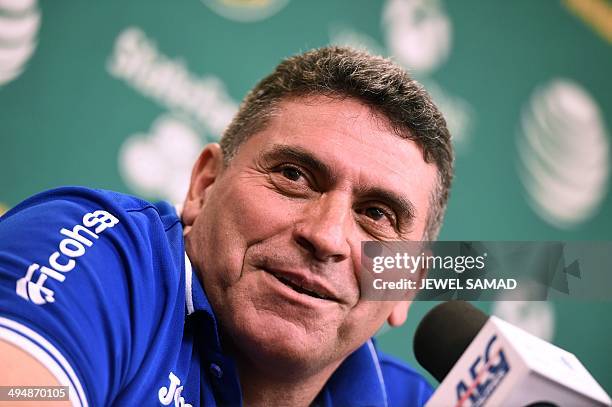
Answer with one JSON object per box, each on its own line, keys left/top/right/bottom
{"left": 263, "top": 267, "right": 340, "bottom": 304}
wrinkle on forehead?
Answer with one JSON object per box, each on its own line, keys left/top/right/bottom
{"left": 283, "top": 94, "right": 408, "bottom": 140}
{"left": 239, "top": 95, "right": 438, "bottom": 237}
{"left": 272, "top": 96, "right": 419, "bottom": 160}
{"left": 264, "top": 96, "right": 435, "bottom": 184}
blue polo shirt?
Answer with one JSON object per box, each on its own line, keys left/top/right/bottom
{"left": 0, "top": 187, "right": 433, "bottom": 406}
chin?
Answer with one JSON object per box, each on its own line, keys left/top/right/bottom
{"left": 228, "top": 308, "right": 338, "bottom": 375}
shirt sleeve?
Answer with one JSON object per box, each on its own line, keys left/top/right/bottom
{"left": 0, "top": 188, "right": 175, "bottom": 406}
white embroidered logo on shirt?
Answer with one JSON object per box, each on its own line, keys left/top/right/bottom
{"left": 158, "top": 372, "right": 192, "bottom": 407}
{"left": 15, "top": 209, "right": 119, "bottom": 305}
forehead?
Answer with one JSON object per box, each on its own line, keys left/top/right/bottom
{"left": 234, "top": 96, "right": 438, "bottom": 228}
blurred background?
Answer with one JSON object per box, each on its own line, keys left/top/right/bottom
{"left": 1, "top": 0, "right": 611, "bottom": 393}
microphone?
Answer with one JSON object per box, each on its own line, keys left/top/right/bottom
{"left": 414, "top": 301, "right": 611, "bottom": 407}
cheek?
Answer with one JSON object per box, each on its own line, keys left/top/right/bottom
{"left": 227, "top": 183, "right": 303, "bottom": 246}
{"left": 201, "top": 182, "right": 301, "bottom": 278}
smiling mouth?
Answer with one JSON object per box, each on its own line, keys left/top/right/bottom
{"left": 269, "top": 272, "right": 331, "bottom": 301}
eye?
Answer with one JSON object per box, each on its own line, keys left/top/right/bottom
{"left": 356, "top": 204, "right": 398, "bottom": 233}
{"left": 281, "top": 166, "right": 303, "bottom": 181}
{"left": 269, "top": 164, "right": 316, "bottom": 197}
{"left": 364, "top": 207, "right": 386, "bottom": 221}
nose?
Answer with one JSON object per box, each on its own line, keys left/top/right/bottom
{"left": 293, "top": 192, "right": 352, "bottom": 263}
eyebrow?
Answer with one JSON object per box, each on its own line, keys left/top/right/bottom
{"left": 355, "top": 185, "right": 416, "bottom": 228}
{"left": 261, "top": 144, "right": 416, "bottom": 226}
{"left": 260, "top": 144, "right": 337, "bottom": 185}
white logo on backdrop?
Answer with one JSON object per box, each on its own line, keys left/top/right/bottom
{"left": 108, "top": 27, "right": 238, "bottom": 202}
{"left": 383, "top": 0, "right": 451, "bottom": 75}
{"left": 383, "top": 0, "right": 473, "bottom": 147}
{"left": 0, "top": 0, "right": 40, "bottom": 87}
{"left": 518, "top": 79, "right": 610, "bottom": 229}
{"left": 119, "top": 115, "right": 203, "bottom": 203}
{"left": 330, "top": 0, "right": 474, "bottom": 148}
{"left": 201, "top": 0, "right": 290, "bottom": 23}
{"left": 107, "top": 27, "right": 238, "bottom": 139}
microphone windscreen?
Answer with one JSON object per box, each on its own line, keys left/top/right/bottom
{"left": 413, "top": 300, "right": 488, "bottom": 382}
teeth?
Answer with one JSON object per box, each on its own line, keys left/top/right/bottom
{"left": 273, "top": 273, "right": 328, "bottom": 300}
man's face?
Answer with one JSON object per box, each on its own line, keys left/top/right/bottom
{"left": 183, "top": 96, "right": 438, "bottom": 374}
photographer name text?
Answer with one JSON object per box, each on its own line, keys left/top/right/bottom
{"left": 373, "top": 278, "right": 517, "bottom": 291}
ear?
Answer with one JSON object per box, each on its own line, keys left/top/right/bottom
{"left": 387, "top": 301, "right": 411, "bottom": 327}
{"left": 181, "top": 143, "right": 224, "bottom": 232}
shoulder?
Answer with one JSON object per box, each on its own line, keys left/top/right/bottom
{"left": 378, "top": 351, "right": 434, "bottom": 407}
{"left": 0, "top": 187, "right": 186, "bottom": 405}
{"left": 1, "top": 186, "right": 182, "bottom": 263}
{"left": 1, "top": 186, "right": 179, "bottom": 231}
{"left": 0, "top": 186, "right": 185, "bottom": 304}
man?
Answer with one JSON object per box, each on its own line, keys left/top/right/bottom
{"left": 0, "top": 46, "right": 453, "bottom": 406}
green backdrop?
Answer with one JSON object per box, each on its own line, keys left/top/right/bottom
{"left": 1, "top": 0, "right": 611, "bottom": 394}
